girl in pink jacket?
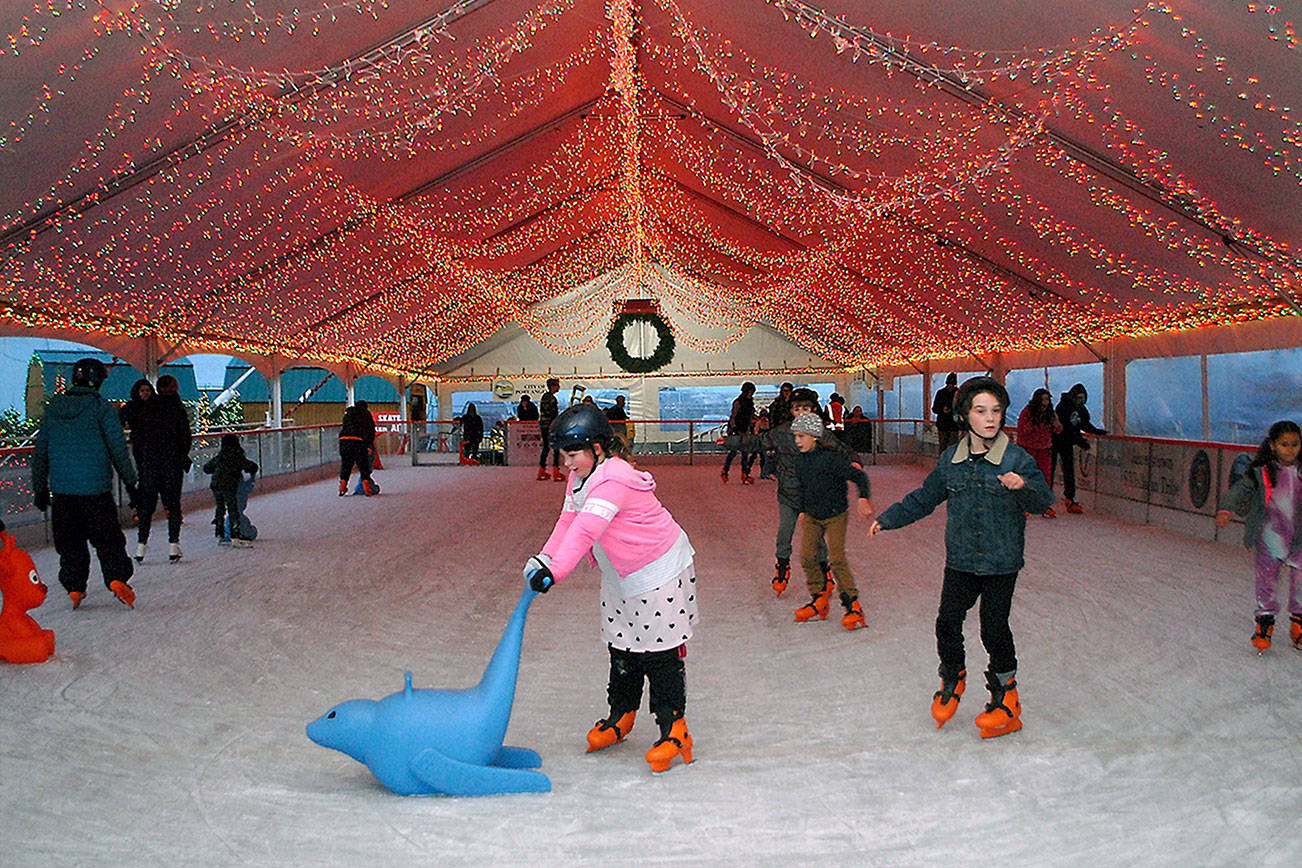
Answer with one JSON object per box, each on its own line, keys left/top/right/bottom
{"left": 524, "top": 403, "right": 698, "bottom": 773}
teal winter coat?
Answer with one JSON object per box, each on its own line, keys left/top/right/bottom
{"left": 32, "top": 386, "right": 139, "bottom": 497}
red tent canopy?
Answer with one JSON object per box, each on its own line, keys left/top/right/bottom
{"left": 1, "top": 0, "right": 1298, "bottom": 377}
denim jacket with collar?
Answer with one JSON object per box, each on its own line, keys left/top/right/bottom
{"left": 877, "top": 432, "right": 1053, "bottom": 574}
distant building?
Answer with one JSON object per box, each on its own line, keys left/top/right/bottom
{"left": 223, "top": 362, "right": 401, "bottom": 427}
{"left": 26, "top": 350, "right": 198, "bottom": 419}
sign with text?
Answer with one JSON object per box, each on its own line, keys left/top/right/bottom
{"left": 506, "top": 420, "right": 542, "bottom": 465}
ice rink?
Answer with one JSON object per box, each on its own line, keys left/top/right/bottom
{"left": 2, "top": 462, "right": 1299, "bottom": 866}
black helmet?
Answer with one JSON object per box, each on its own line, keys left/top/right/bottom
{"left": 954, "top": 376, "right": 1009, "bottom": 428}
{"left": 550, "top": 403, "right": 614, "bottom": 452}
{"left": 71, "top": 357, "right": 109, "bottom": 390}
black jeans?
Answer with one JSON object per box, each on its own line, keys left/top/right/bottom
{"left": 538, "top": 424, "right": 558, "bottom": 468}
{"left": 1051, "top": 441, "right": 1077, "bottom": 500}
{"left": 936, "top": 567, "right": 1018, "bottom": 675}
{"left": 51, "top": 492, "right": 134, "bottom": 594}
{"left": 136, "top": 465, "right": 183, "bottom": 544}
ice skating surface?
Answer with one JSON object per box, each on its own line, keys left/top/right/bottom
{"left": 2, "top": 464, "right": 1299, "bottom": 866}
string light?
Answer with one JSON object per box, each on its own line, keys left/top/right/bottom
{"left": 0, "top": 0, "right": 1297, "bottom": 381}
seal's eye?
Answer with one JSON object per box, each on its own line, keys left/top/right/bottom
{"left": 327, "top": 711, "right": 336, "bottom": 719}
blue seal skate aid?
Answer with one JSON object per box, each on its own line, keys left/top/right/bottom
{"left": 306, "top": 587, "right": 549, "bottom": 796}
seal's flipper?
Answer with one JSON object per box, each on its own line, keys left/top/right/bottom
{"left": 493, "top": 746, "right": 542, "bottom": 769}
{"left": 410, "top": 747, "right": 550, "bottom": 796}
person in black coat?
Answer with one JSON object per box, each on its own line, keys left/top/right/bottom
{"left": 203, "top": 434, "right": 258, "bottom": 546}
{"left": 932, "top": 373, "right": 960, "bottom": 454}
{"left": 121, "top": 375, "right": 192, "bottom": 563}
{"left": 460, "top": 403, "right": 484, "bottom": 463}
{"left": 1052, "top": 383, "right": 1107, "bottom": 513}
{"left": 721, "top": 382, "right": 758, "bottom": 483}
{"left": 339, "top": 400, "right": 377, "bottom": 496}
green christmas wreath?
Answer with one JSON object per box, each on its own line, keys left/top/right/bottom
{"left": 607, "top": 312, "right": 675, "bottom": 373}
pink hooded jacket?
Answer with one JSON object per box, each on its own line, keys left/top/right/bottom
{"left": 540, "top": 457, "right": 685, "bottom": 583}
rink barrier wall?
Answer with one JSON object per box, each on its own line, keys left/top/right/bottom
{"left": 884, "top": 421, "right": 1257, "bottom": 547}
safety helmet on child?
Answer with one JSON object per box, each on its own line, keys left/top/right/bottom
{"left": 953, "top": 376, "right": 1009, "bottom": 429}
{"left": 550, "top": 403, "right": 614, "bottom": 452}
{"left": 71, "top": 357, "right": 109, "bottom": 390}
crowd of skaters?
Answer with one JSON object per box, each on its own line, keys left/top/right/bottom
{"left": 27, "top": 363, "right": 1298, "bottom": 765}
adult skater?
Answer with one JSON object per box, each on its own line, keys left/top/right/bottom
{"left": 122, "top": 374, "right": 192, "bottom": 563}
{"left": 523, "top": 403, "right": 698, "bottom": 773}
{"left": 338, "top": 400, "right": 377, "bottom": 496}
{"left": 1216, "top": 420, "right": 1302, "bottom": 653}
{"left": 932, "top": 373, "right": 961, "bottom": 454}
{"left": 31, "top": 357, "right": 140, "bottom": 609}
{"left": 720, "top": 382, "right": 758, "bottom": 484}
{"left": 537, "top": 378, "right": 562, "bottom": 481}
{"left": 767, "top": 382, "right": 795, "bottom": 430}
{"left": 460, "top": 403, "right": 484, "bottom": 464}
{"left": 1052, "top": 383, "right": 1107, "bottom": 513}
{"left": 870, "top": 377, "right": 1051, "bottom": 738}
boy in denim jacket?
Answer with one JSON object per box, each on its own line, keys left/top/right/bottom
{"left": 871, "top": 377, "right": 1051, "bottom": 738}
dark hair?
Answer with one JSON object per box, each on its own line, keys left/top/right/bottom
{"left": 220, "top": 433, "right": 242, "bottom": 452}
{"left": 954, "top": 377, "right": 1009, "bottom": 429}
{"left": 1252, "top": 420, "right": 1302, "bottom": 484}
{"left": 1023, "top": 388, "right": 1055, "bottom": 426}
{"left": 945, "top": 373, "right": 958, "bottom": 386}
{"left": 156, "top": 374, "right": 179, "bottom": 395}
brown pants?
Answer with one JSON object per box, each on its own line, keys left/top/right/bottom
{"left": 800, "top": 510, "right": 857, "bottom": 599}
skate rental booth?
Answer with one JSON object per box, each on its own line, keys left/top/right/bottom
{"left": 2, "top": 0, "right": 1301, "bottom": 864}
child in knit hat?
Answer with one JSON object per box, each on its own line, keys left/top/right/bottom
{"left": 790, "top": 412, "right": 873, "bottom": 629}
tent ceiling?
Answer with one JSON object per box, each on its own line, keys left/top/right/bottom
{"left": 0, "top": 0, "right": 1298, "bottom": 378}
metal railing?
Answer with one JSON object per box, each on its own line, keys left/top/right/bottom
{"left": 1, "top": 423, "right": 345, "bottom": 530}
